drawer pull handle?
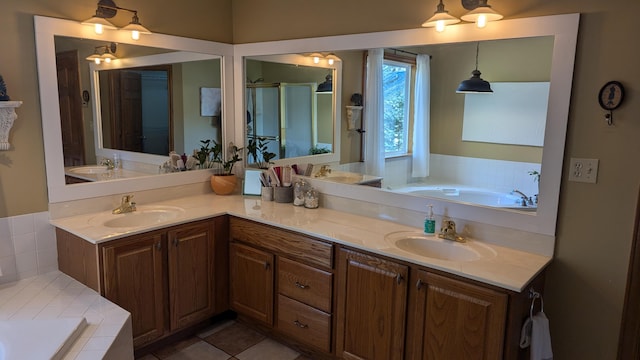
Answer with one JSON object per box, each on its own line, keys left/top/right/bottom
{"left": 416, "top": 279, "right": 424, "bottom": 290}
{"left": 295, "top": 281, "right": 309, "bottom": 289}
{"left": 293, "top": 320, "right": 308, "bottom": 329}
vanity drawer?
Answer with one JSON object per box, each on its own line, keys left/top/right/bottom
{"left": 277, "top": 294, "right": 332, "bottom": 353}
{"left": 230, "top": 217, "right": 333, "bottom": 269}
{"left": 278, "top": 257, "right": 332, "bottom": 313}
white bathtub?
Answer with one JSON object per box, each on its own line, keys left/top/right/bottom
{"left": 391, "top": 185, "right": 537, "bottom": 211}
{"left": 0, "top": 317, "right": 87, "bottom": 360}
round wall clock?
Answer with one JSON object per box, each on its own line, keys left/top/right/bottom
{"left": 598, "top": 81, "right": 624, "bottom": 125}
{"left": 598, "top": 81, "right": 624, "bottom": 111}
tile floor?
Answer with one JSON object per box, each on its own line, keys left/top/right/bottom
{"left": 137, "top": 320, "right": 312, "bottom": 360}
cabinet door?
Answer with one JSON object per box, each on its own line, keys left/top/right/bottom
{"left": 410, "top": 270, "right": 507, "bottom": 360}
{"left": 336, "top": 249, "right": 408, "bottom": 360}
{"left": 167, "top": 220, "right": 216, "bottom": 330}
{"left": 102, "top": 232, "right": 165, "bottom": 347}
{"left": 229, "top": 242, "right": 274, "bottom": 326}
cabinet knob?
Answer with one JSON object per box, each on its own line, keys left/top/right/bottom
{"left": 295, "top": 281, "right": 309, "bottom": 289}
{"left": 155, "top": 242, "right": 161, "bottom": 250}
{"left": 416, "top": 279, "right": 424, "bottom": 290}
{"left": 173, "top": 238, "right": 179, "bottom": 247}
{"left": 264, "top": 262, "right": 270, "bottom": 270}
{"left": 293, "top": 320, "right": 309, "bottom": 329}
{"left": 396, "top": 274, "right": 404, "bottom": 284}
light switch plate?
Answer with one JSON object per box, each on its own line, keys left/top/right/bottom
{"left": 568, "top": 158, "right": 599, "bottom": 183}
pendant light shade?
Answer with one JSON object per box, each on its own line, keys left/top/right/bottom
{"left": 316, "top": 74, "right": 333, "bottom": 92}
{"left": 422, "top": 0, "right": 460, "bottom": 32}
{"left": 461, "top": 0, "right": 503, "bottom": 28}
{"left": 456, "top": 42, "right": 493, "bottom": 93}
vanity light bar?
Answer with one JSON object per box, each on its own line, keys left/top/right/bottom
{"left": 422, "top": 0, "right": 502, "bottom": 32}
{"left": 81, "top": 0, "right": 152, "bottom": 40}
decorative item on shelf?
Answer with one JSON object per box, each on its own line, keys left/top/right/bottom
{"left": 293, "top": 178, "right": 309, "bottom": 206}
{"left": 598, "top": 80, "right": 624, "bottom": 126}
{"left": 456, "top": 42, "right": 493, "bottom": 94}
{"left": 422, "top": 0, "right": 460, "bottom": 32}
{"left": 0, "top": 75, "right": 21, "bottom": 151}
{"left": 82, "top": 0, "right": 151, "bottom": 40}
{"left": 209, "top": 141, "right": 243, "bottom": 195}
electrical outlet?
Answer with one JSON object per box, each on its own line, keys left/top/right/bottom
{"left": 568, "top": 158, "right": 599, "bottom": 183}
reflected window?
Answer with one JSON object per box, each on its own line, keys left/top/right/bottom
{"left": 383, "top": 59, "right": 412, "bottom": 157}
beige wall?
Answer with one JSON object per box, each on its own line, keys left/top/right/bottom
{"left": 3, "top": 0, "right": 639, "bottom": 358}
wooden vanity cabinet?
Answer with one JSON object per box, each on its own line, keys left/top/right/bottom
{"left": 56, "top": 217, "right": 228, "bottom": 349}
{"left": 406, "top": 270, "right": 508, "bottom": 360}
{"left": 228, "top": 217, "right": 334, "bottom": 354}
{"left": 335, "top": 248, "right": 409, "bottom": 360}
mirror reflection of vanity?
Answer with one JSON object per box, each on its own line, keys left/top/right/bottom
{"left": 35, "top": 15, "right": 235, "bottom": 202}
{"left": 233, "top": 14, "right": 579, "bottom": 236}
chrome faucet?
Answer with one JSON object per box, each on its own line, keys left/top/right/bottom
{"left": 512, "top": 189, "right": 534, "bottom": 206}
{"left": 438, "top": 220, "right": 466, "bottom": 243}
{"left": 315, "top": 165, "right": 332, "bottom": 177}
{"left": 113, "top": 195, "right": 137, "bottom": 214}
{"left": 100, "top": 158, "right": 115, "bottom": 170}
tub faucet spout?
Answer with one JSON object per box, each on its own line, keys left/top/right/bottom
{"left": 512, "top": 189, "right": 534, "bottom": 206}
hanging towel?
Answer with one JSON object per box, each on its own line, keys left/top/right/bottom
{"left": 530, "top": 311, "right": 553, "bottom": 360}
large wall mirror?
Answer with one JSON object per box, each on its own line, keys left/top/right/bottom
{"left": 233, "top": 14, "right": 579, "bottom": 236}
{"left": 35, "top": 16, "right": 234, "bottom": 203}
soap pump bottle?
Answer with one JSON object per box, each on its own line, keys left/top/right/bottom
{"left": 424, "top": 205, "right": 435, "bottom": 234}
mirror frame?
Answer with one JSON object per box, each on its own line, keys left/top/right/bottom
{"left": 233, "top": 14, "right": 579, "bottom": 236}
{"left": 35, "top": 15, "right": 235, "bottom": 203}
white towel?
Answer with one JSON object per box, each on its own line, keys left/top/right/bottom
{"left": 530, "top": 311, "right": 553, "bottom": 360}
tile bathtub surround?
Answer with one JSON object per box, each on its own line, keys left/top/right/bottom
{"left": 0, "top": 270, "right": 133, "bottom": 359}
{"left": 0, "top": 211, "right": 58, "bottom": 284}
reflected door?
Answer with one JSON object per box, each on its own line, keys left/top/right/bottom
{"left": 56, "top": 50, "right": 85, "bottom": 166}
{"left": 281, "top": 84, "right": 313, "bottom": 158}
{"left": 247, "top": 85, "right": 282, "bottom": 160}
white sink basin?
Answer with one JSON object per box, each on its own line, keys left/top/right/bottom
{"left": 90, "top": 205, "right": 185, "bottom": 228}
{"left": 68, "top": 165, "right": 110, "bottom": 175}
{"left": 385, "top": 231, "right": 496, "bottom": 262}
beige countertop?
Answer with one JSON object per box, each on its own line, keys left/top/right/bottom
{"left": 50, "top": 194, "right": 551, "bottom": 293}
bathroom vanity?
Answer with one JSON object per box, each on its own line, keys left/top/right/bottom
{"left": 52, "top": 194, "right": 549, "bottom": 359}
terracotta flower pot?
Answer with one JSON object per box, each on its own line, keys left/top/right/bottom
{"left": 210, "top": 174, "right": 237, "bottom": 195}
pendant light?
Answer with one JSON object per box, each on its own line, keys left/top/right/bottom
{"left": 461, "top": 0, "right": 503, "bottom": 28}
{"left": 422, "top": 0, "right": 460, "bottom": 32}
{"left": 82, "top": 0, "right": 152, "bottom": 40}
{"left": 456, "top": 42, "right": 493, "bottom": 93}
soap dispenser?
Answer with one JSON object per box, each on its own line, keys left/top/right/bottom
{"left": 424, "top": 205, "right": 435, "bottom": 234}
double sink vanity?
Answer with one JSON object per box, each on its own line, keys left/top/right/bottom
{"left": 51, "top": 192, "right": 550, "bottom": 359}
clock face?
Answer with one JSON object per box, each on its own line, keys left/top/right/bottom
{"left": 598, "top": 81, "right": 624, "bottom": 111}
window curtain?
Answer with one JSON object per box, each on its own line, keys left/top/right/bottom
{"left": 411, "top": 54, "right": 431, "bottom": 178}
{"left": 363, "top": 49, "right": 385, "bottom": 177}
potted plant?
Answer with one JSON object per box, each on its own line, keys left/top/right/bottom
{"left": 209, "top": 141, "right": 243, "bottom": 195}
{"left": 246, "top": 137, "right": 277, "bottom": 169}
{"left": 195, "top": 139, "right": 215, "bottom": 168}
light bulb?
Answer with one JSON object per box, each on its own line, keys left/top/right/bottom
{"left": 94, "top": 58, "right": 101, "bottom": 65}
{"left": 313, "top": 56, "right": 320, "bottom": 64}
{"left": 477, "top": 14, "right": 487, "bottom": 28}
{"left": 328, "top": 58, "right": 334, "bottom": 65}
{"left": 104, "top": 57, "right": 111, "bottom": 63}
{"left": 131, "top": 30, "right": 140, "bottom": 40}
{"left": 436, "top": 20, "right": 445, "bottom": 32}
{"left": 95, "top": 23, "right": 103, "bottom": 34}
